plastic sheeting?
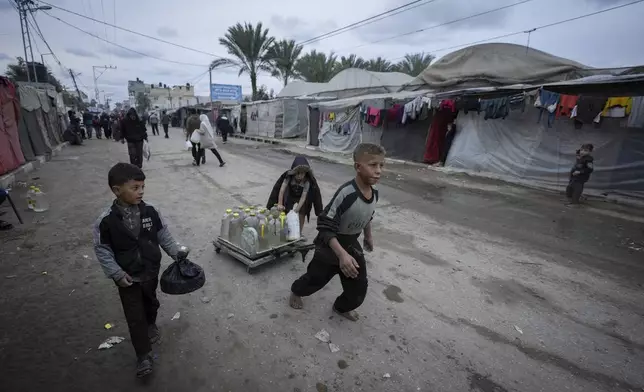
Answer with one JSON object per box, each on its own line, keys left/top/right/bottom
{"left": 403, "top": 43, "right": 590, "bottom": 91}
{"left": 245, "top": 100, "right": 281, "bottom": 138}
{"left": 380, "top": 117, "right": 432, "bottom": 162}
{"left": 319, "top": 107, "right": 363, "bottom": 153}
{"left": 0, "top": 78, "right": 25, "bottom": 175}
{"left": 446, "top": 107, "right": 644, "bottom": 200}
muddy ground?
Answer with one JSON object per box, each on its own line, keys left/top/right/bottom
{"left": 0, "top": 128, "right": 643, "bottom": 392}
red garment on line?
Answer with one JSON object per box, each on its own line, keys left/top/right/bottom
{"left": 367, "top": 107, "right": 381, "bottom": 126}
{"left": 423, "top": 109, "right": 456, "bottom": 164}
{"left": 557, "top": 95, "right": 578, "bottom": 117}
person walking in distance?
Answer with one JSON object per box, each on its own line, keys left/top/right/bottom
{"left": 185, "top": 109, "right": 203, "bottom": 166}
{"left": 161, "top": 110, "right": 170, "bottom": 138}
{"left": 149, "top": 112, "right": 160, "bottom": 136}
{"left": 120, "top": 108, "right": 148, "bottom": 168}
{"left": 216, "top": 114, "right": 233, "bottom": 144}
{"left": 101, "top": 111, "right": 112, "bottom": 139}
{"left": 198, "top": 114, "right": 226, "bottom": 167}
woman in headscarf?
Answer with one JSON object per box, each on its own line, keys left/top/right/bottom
{"left": 267, "top": 156, "right": 323, "bottom": 235}
{"left": 198, "top": 114, "right": 226, "bottom": 167}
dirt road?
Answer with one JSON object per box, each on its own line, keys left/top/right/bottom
{"left": 1, "top": 128, "right": 643, "bottom": 392}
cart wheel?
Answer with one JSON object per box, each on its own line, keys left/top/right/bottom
{"left": 215, "top": 247, "right": 221, "bottom": 254}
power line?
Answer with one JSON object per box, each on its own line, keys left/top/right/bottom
{"left": 37, "top": 0, "right": 229, "bottom": 59}
{"left": 42, "top": 11, "right": 211, "bottom": 67}
{"left": 298, "top": 0, "right": 436, "bottom": 46}
{"left": 341, "top": 0, "right": 534, "bottom": 53}
{"left": 384, "top": 0, "right": 644, "bottom": 64}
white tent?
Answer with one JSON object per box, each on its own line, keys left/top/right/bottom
{"left": 277, "top": 68, "right": 415, "bottom": 99}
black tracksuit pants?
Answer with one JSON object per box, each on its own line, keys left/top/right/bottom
{"left": 128, "top": 141, "right": 144, "bottom": 168}
{"left": 566, "top": 179, "right": 585, "bottom": 204}
{"left": 118, "top": 278, "right": 159, "bottom": 357}
{"left": 291, "top": 242, "right": 368, "bottom": 313}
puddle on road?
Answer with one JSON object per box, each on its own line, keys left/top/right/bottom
{"left": 337, "top": 359, "right": 348, "bottom": 369}
{"left": 383, "top": 285, "right": 404, "bottom": 303}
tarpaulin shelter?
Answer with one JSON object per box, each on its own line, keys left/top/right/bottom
{"left": 244, "top": 97, "right": 333, "bottom": 139}
{"left": 16, "top": 84, "right": 64, "bottom": 161}
{"left": 401, "top": 43, "right": 591, "bottom": 91}
{"left": 446, "top": 102, "right": 644, "bottom": 200}
{"left": 0, "top": 77, "right": 25, "bottom": 176}
{"left": 307, "top": 90, "right": 430, "bottom": 154}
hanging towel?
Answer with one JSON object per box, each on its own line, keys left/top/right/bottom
{"left": 481, "top": 97, "right": 509, "bottom": 120}
{"left": 602, "top": 97, "right": 633, "bottom": 116}
{"left": 627, "top": 97, "right": 644, "bottom": 128}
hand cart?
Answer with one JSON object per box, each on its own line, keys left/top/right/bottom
{"left": 213, "top": 237, "right": 315, "bottom": 273}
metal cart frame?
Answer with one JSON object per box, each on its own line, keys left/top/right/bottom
{"left": 213, "top": 237, "right": 314, "bottom": 273}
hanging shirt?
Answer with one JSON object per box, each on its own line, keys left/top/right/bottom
{"left": 557, "top": 95, "right": 579, "bottom": 117}
{"left": 602, "top": 97, "right": 632, "bottom": 116}
{"left": 575, "top": 96, "right": 607, "bottom": 124}
{"left": 439, "top": 99, "right": 456, "bottom": 113}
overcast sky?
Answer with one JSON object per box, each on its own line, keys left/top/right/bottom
{"left": 1, "top": 0, "right": 643, "bottom": 103}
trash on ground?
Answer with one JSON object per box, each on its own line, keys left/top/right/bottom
{"left": 201, "top": 296, "right": 211, "bottom": 303}
{"left": 85, "top": 348, "right": 92, "bottom": 354}
{"left": 227, "top": 313, "right": 235, "bottom": 319}
{"left": 69, "top": 289, "right": 75, "bottom": 296}
{"left": 41, "top": 271, "right": 47, "bottom": 275}
{"left": 98, "top": 336, "right": 125, "bottom": 350}
{"left": 328, "top": 343, "right": 340, "bottom": 353}
{"left": 514, "top": 325, "right": 523, "bottom": 335}
{"left": 104, "top": 323, "right": 113, "bottom": 330}
{"left": 171, "top": 312, "right": 181, "bottom": 320}
{"left": 83, "top": 255, "right": 89, "bottom": 259}
{"left": 383, "top": 373, "right": 391, "bottom": 379}
{"left": 315, "top": 329, "right": 330, "bottom": 343}
{"left": 6, "top": 275, "right": 17, "bottom": 279}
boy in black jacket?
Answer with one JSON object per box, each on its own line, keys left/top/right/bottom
{"left": 93, "top": 163, "right": 180, "bottom": 378}
{"left": 289, "top": 143, "right": 385, "bottom": 322}
{"left": 566, "top": 143, "right": 594, "bottom": 205}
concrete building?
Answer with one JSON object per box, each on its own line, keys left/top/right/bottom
{"left": 148, "top": 83, "right": 196, "bottom": 110}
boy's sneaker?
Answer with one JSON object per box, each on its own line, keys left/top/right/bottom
{"left": 148, "top": 324, "right": 160, "bottom": 344}
{"left": 136, "top": 354, "right": 153, "bottom": 378}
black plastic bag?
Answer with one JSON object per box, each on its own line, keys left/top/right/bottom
{"left": 160, "top": 249, "right": 205, "bottom": 295}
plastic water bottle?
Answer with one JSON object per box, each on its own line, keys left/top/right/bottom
{"left": 244, "top": 212, "right": 259, "bottom": 232}
{"left": 286, "top": 203, "right": 301, "bottom": 241}
{"left": 26, "top": 186, "right": 36, "bottom": 210}
{"left": 228, "top": 213, "right": 243, "bottom": 245}
{"left": 32, "top": 188, "right": 49, "bottom": 212}
{"left": 220, "top": 209, "right": 233, "bottom": 240}
{"left": 240, "top": 226, "right": 259, "bottom": 257}
{"left": 271, "top": 205, "right": 280, "bottom": 218}
{"left": 279, "top": 212, "right": 287, "bottom": 243}
{"left": 237, "top": 206, "right": 246, "bottom": 219}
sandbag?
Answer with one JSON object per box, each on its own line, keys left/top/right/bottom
{"left": 160, "top": 255, "right": 205, "bottom": 295}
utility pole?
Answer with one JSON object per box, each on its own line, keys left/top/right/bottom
{"left": 68, "top": 69, "right": 84, "bottom": 109}
{"left": 16, "top": 1, "right": 51, "bottom": 82}
{"left": 92, "top": 65, "right": 117, "bottom": 103}
{"left": 209, "top": 65, "right": 213, "bottom": 109}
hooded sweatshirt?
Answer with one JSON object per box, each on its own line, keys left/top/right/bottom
{"left": 120, "top": 108, "right": 148, "bottom": 143}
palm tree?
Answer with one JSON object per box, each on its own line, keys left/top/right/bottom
{"left": 365, "top": 57, "right": 394, "bottom": 72}
{"left": 295, "top": 50, "right": 338, "bottom": 83}
{"left": 210, "top": 22, "right": 275, "bottom": 100}
{"left": 396, "top": 53, "right": 435, "bottom": 76}
{"left": 268, "top": 39, "right": 303, "bottom": 87}
{"left": 337, "top": 54, "right": 366, "bottom": 71}
{"left": 5, "top": 57, "right": 29, "bottom": 81}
